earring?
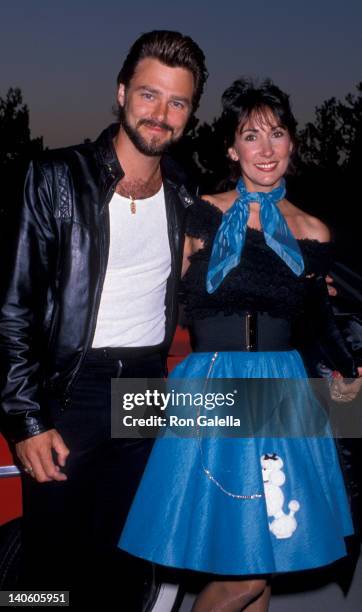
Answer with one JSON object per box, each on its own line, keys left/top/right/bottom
{"left": 227, "top": 147, "right": 239, "bottom": 162}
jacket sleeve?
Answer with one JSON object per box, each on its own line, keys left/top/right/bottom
{"left": 0, "top": 160, "right": 57, "bottom": 443}
{"left": 304, "top": 274, "right": 358, "bottom": 378}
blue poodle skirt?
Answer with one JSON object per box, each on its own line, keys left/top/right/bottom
{"left": 119, "top": 350, "right": 353, "bottom": 575}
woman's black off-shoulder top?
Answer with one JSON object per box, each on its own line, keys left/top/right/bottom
{"left": 181, "top": 199, "right": 332, "bottom": 322}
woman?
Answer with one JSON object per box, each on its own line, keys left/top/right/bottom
{"left": 119, "top": 79, "right": 357, "bottom": 611}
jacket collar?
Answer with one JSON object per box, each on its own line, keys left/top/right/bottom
{"left": 95, "top": 123, "right": 124, "bottom": 186}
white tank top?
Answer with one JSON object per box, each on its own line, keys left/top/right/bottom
{"left": 92, "top": 185, "right": 171, "bottom": 347}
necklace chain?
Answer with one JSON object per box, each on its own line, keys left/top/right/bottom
{"left": 116, "top": 167, "right": 162, "bottom": 215}
{"left": 197, "top": 351, "right": 263, "bottom": 501}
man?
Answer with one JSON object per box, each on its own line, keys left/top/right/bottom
{"left": 0, "top": 30, "right": 207, "bottom": 609}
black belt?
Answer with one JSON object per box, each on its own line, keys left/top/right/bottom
{"left": 190, "top": 312, "right": 292, "bottom": 352}
{"left": 86, "top": 343, "right": 164, "bottom": 361}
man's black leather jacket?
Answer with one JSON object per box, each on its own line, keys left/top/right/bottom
{"left": 0, "top": 124, "right": 195, "bottom": 443}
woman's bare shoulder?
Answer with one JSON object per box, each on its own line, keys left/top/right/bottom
{"left": 282, "top": 200, "right": 331, "bottom": 242}
{"left": 302, "top": 214, "right": 331, "bottom": 242}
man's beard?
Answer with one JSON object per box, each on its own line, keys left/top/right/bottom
{"left": 119, "top": 106, "right": 178, "bottom": 156}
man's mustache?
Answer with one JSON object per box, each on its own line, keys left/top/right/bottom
{"left": 138, "top": 119, "right": 174, "bottom": 133}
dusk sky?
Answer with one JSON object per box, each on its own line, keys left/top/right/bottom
{"left": 1, "top": 0, "right": 362, "bottom": 148}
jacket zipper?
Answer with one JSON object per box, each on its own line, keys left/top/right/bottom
{"left": 61, "top": 174, "right": 116, "bottom": 401}
{"left": 163, "top": 181, "right": 179, "bottom": 348}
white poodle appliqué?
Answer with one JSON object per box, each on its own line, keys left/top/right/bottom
{"left": 261, "top": 453, "right": 300, "bottom": 539}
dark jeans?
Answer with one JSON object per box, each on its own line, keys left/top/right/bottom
{"left": 20, "top": 350, "right": 165, "bottom": 609}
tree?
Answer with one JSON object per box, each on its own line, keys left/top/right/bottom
{"left": 298, "top": 97, "right": 347, "bottom": 170}
{"left": 298, "top": 83, "right": 362, "bottom": 171}
{"left": 172, "top": 115, "right": 233, "bottom": 193}
{"left": 338, "top": 82, "right": 362, "bottom": 174}
{"left": 0, "top": 88, "right": 43, "bottom": 221}
{"left": 0, "top": 87, "right": 43, "bottom": 168}
{"left": 296, "top": 83, "right": 362, "bottom": 268}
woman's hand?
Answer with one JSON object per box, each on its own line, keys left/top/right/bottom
{"left": 181, "top": 236, "right": 204, "bottom": 278}
{"left": 325, "top": 275, "right": 337, "bottom": 297}
{"left": 330, "top": 368, "right": 362, "bottom": 402}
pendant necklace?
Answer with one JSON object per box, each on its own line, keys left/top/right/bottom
{"left": 117, "top": 168, "right": 162, "bottom": 215}
{"left": 129, "top": 195, "right": 137, "bottom": 215}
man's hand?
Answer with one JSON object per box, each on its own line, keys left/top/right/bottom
{"left": 16, "top": 429, "right": 70, "bottom": 483}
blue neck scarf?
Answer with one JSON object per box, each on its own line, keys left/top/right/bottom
{"left": 206, "top": 177, "right": 304, "bottom": 293}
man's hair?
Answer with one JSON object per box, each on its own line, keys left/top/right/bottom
{"left": 117, "top": 30, "right": 208, "bottom": 112}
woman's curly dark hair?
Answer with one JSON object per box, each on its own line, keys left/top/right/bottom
{"left": 220, "top": 77, "right": 298, "bottom": 179}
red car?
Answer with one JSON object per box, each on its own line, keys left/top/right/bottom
{"left": 0, "top": 327, "right": 191, "bottom": 587}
